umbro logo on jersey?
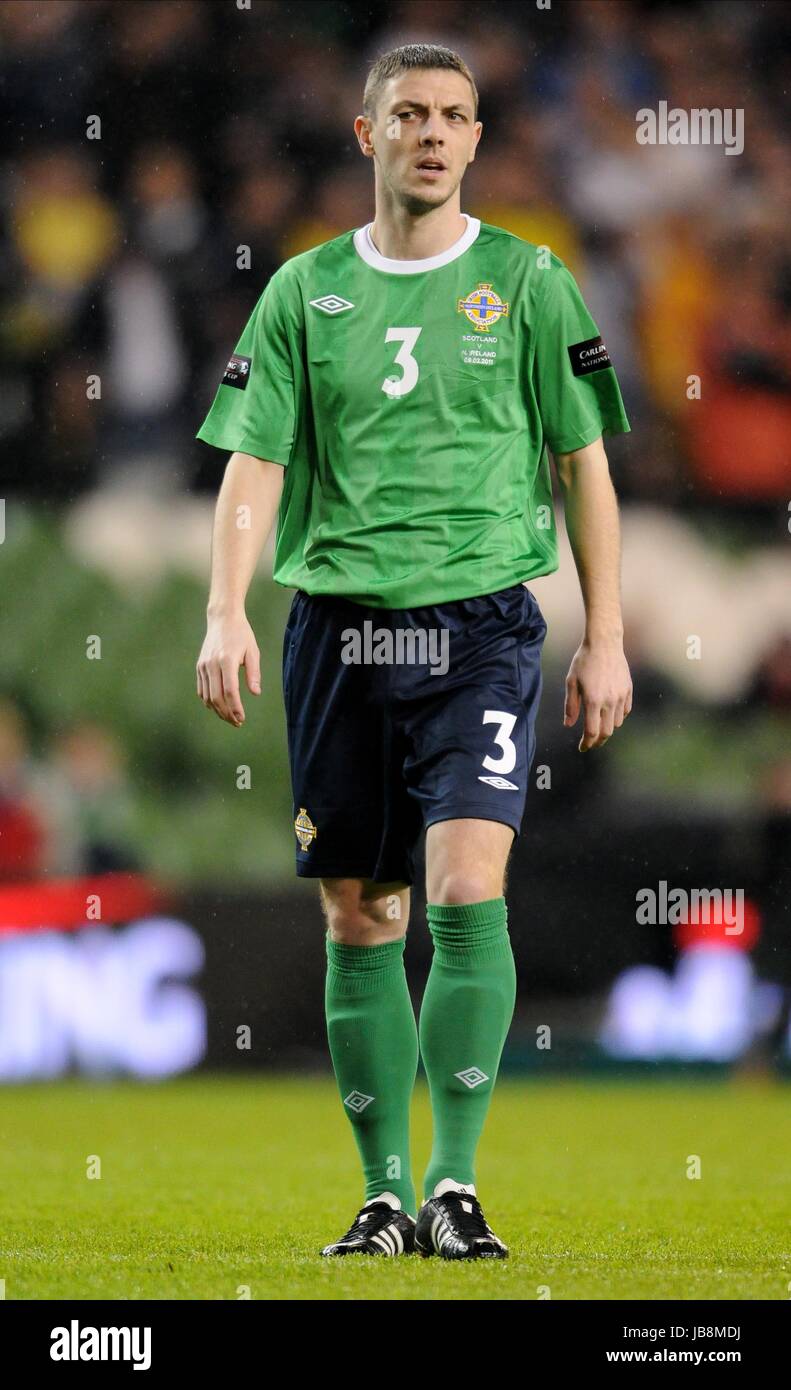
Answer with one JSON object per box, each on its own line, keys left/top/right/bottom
{"left": 309, "top": 294, "right": 355, "bottom": 315}
{"left": 478, "top": 775, "right": 519, "bottom": 790}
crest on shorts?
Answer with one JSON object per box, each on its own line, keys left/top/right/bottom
{"left": 457, "top": 282, "right": 509, "bottom": 332}
{"left": 294, "top": 807, "right": 317, "bottom": 851}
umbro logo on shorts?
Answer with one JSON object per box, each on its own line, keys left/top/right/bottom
{"left": 478, "top": 775, "right": 519, "bottom": 790}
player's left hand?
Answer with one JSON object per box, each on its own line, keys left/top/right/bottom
{"left": 563, "top": 638, "right": 633, "bottom": 751}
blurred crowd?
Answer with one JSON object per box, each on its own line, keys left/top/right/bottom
{"left": 1, "top": 0, "right": 790, "bottom": 511}
{"left": 0, "top": 697, "right": 140, "bottom": 881}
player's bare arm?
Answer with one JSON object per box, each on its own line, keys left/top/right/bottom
{"left": 553, "top": 436, "right": 633, "bottom": 752}
{"left": 196, "top": 451, "right": 284, "bottom": 727}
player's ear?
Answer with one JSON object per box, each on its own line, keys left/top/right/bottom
{"left": 354, "top": 114, "right": 373, "bottom": 157}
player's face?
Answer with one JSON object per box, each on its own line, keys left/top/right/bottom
{"left": 370, "top": 71, "right": 481, "bottom": 210}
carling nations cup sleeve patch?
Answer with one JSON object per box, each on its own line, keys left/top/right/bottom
{"left": 567, "top": 336, "right": 611, "bottom": 377}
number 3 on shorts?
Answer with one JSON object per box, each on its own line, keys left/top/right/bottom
{"left": 482, "top": 709, "right": 517, "bottom": 775}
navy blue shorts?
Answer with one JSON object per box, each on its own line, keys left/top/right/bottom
{"left": 282, "top": 582, "right": 547, "bottom": 885}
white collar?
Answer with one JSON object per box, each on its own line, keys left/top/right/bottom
{"left": 353, "top": 213, "right": 481, "bottom": 274}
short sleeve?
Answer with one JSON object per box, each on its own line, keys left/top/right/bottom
{"left": 196, "top": 270, "right": 298, "bottom": 464}
{"left": 532, "top": 261, "right": 630, "bottom": 454}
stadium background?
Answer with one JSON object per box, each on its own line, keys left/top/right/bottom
{"left": 1, "top": 0, "right": 790, "bottom": 1087}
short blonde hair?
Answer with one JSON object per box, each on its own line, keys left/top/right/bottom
{"left": 363, "top": 42, "right": 478, "bottom": 123}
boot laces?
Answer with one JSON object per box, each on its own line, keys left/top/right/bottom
{"left": 339, "top": 1201, "right": 394, "bottom": 1243}
{"left": 442, "top": 1192, "right": 491, "bottom": 1240}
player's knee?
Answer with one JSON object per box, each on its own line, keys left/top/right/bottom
{"left": 324, "top": 909, "right": 405, "bottom": 945}
{"left": 431, "top": 870, "right": 501, "bottom": 906}
{"left": 319, "top": 881, "right": 406, "bottom": 945}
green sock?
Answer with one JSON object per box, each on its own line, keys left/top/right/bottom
{"left": 419, "top": 898, "right": 516, "bottom": 1200}
{"left": 325, "top": 934, "right": 418, "bottom": 1217}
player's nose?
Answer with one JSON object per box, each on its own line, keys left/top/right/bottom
{"left": 419, "top": 113, "right": 444, "bottom": 141}
{"left": 418, "top": 134, "right": 444, "bottom": 158}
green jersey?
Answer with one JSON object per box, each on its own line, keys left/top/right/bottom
{"left": 196, "top": 214, "right": 630, "bottom": 608}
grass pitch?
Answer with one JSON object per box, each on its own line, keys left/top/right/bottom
{"left": 0, "top": 1075, "right": 788, "bottom": 1300}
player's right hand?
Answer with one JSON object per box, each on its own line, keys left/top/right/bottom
{"left": 196, "top": 613, "right": 261, "bottom": 727}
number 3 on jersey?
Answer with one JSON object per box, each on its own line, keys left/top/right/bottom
{"left": 382, "top": 327, "right": 422, "bottom": 398}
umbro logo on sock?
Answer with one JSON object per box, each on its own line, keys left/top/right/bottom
{"left": 344, "top": 1091, "right": 375, "bottom": 1112}
{"left": 454, "top": 1067, "right": 489, "bottom": 1089}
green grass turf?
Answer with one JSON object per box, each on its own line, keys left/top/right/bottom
{"left": 0, "top": 1075, "right": 788, "bottom": 1300}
